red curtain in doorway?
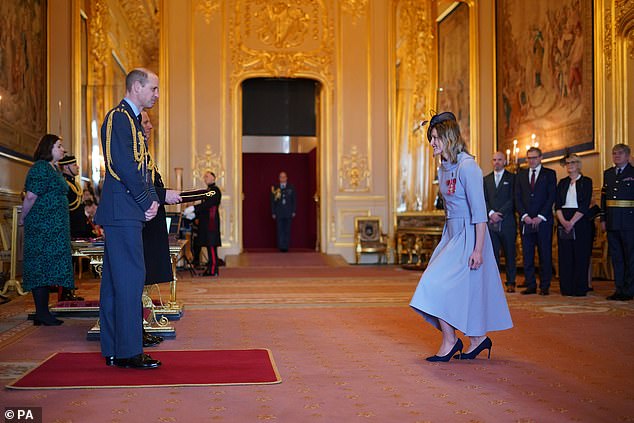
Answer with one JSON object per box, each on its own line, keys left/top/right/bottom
{"left": 242, "top": 152, "right": 317, "bottom": 251}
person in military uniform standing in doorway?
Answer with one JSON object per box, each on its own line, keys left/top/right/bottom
{"left": 194, "top": 171, "right": 222, "bottom": 276}
{"left": 271, "top": 171, "right": 296, "bottom": 252}
{"left": 58, "top": 154, "right": 85, "bottom": 301}
{"left": 601, "top": 143, "right": 634, "bottom": 301}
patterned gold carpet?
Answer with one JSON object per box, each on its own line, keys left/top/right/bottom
{"left": 0, "top": 254, "right": 632, "bottom": 422}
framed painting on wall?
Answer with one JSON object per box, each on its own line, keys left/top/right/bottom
{"left": 0, "top": 0, "right": 47, "bottom": 161}
{"left": 495, "top": 0, "right": 594, "bottom": 161}
{"left": 437, "top": 2, "right": 470, "bottom": 145}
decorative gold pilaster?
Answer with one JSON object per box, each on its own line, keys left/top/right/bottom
{"left": 341, "top": 0, "right": 369, "bottom": 25}
{"left": 196, "top": 0, "right": 221, "bottom": 24}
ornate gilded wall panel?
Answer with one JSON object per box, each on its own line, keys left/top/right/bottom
{"left": 338, "top": 146, "right": 370, "bottom": 192}
{"left": 228, "top": 0, "right": 335, "bottom": 84}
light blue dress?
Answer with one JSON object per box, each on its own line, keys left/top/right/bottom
{"left": 410, "top": 152, "right": 513, "bottom": 336}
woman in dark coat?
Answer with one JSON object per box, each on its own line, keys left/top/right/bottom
{"left": 194, "top": 171, "right": 222, "bottom": 276}
{"left": 20, "top": 134, "right": 74, "bottom": 326}
{"left": 555, "top": 153, "right": 593, "bottom": 296}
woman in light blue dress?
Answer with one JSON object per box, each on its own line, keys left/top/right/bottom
{"left": 410, "top": 112, "right": 513, "bottom": 362}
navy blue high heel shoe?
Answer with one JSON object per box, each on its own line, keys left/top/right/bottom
{"left": 426, "top": 339, "right": 463, "bottom": 362}
{"left": 459, "top": 337, "right": 492, "bottom": 360}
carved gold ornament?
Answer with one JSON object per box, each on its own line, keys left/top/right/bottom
{"left": 196, "top": 0, "right": 221, "bottom": 24}
{"left": 340, "top": 0, "right": 368, "bottom": 24}
{"left": 193, "top": 144, "right": 225, "bottom": 188}
{"left": 339, "top": 146, "right": 370, "bottom": 192}
{"left": 229, "top": 0, "right": 334, "bottom": 83}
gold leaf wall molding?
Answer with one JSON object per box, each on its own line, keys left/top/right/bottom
{"left": 615, "top": 0, "right": 634, "bottom": 59}
{"left": 88, "top": 0, "right": 110, "bottom": 84}
{"left": 340, "top": 0, "right": 369, "bottom": 25}
{"left": 196, "top": 0, "right": 221, "bottom": 25}
{"left": 229, "top": 0, "right": 335, "bottom": 84}
{"left": 605, "top": 5, "right": 613, "bottom": 79}
{"left": 192, "top": 144, "right": 225, "bottom": 189}
{"left": 339, "top": 145, "right": 370, "bottom": 192}
{"left": 116, "top": 0, "right": 159, "bottom": 66}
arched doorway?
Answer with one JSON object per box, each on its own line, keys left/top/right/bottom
{"left": 241, "top": 78, "right": 320, "bottom": 252}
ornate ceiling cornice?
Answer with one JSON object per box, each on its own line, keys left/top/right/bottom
{"left": 116, "top": 0, "right": 160, "bottom": 67}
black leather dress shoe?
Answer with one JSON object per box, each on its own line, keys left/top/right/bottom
{"left": 143, "top": 333, "right": 162, "bottom": 347}
{"left": 114, "top": 353, "right": 161, "bottom": 369}
{"left": 105, "top": 356, "right": 115, "bottom": 366}
{"left": 539, "top": 289, "right": 550, "bottom": 296}
{"left": 506, "top": 285, "right": 516, "bottom": 293}
{"left": 607, "top": 292, "right": 624, "bottom": 301}
{"left": 517, "top": 283, "right": 527, "bottom": 288}
{"left": 520, "top": 288, "right": 536, "bottom": 295}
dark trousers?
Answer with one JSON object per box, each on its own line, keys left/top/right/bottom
{"left": 521, "top": 221, "right": 553, "bottom": 291}
{"left": 490, "top": 221, "right": 517, "bottom": 286}
{"left": 557, "top": 209, "right": 592, "bottom": 296}
{"left": 207, "top": 245, "right": 219, "bottom": 275}
{"left": 276, "top": 217, "right": 292, "bottom": 251}
{"left": 607, "top": 229, "right": 634, "bottom": 296}
{"left": 100, "top": 225, "right": 144, "bottom": 359}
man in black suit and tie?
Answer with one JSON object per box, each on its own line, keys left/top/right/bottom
{"left": 484, "top": 152, "right": 517, "bottom": 292}
{"left": 601, "top": 144, "right": 634, "bottom": 301}
{"left": 271, "top": 171, "right": 296, "bottom": 252}
{"left": 515, "top": 147, "right": 557, "bottom": 295}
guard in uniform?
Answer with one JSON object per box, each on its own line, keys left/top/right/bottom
{"left": 271, "top": 171, "right": 296, "bottom": 252}
{"left": 601, "top": 143, "right": 634, "bottom": 301}
{"left": 58, "top": 155, "right": 85, "bottom": 301}
{"left": 95, "top": 68, "right": 161, "bottom": 369}
{"left": 194, "top": 171, "right": 222, "bottom": 276}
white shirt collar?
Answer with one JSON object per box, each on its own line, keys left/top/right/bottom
{"left": 123, "top": 97, "right": 141, "bottom": 118}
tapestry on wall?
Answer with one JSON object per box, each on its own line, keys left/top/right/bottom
{"left": 496, "top": 0, "right": 594, "bottom": 160}
{"left": 0, "top": 0, "right": 47, "bottom": 160}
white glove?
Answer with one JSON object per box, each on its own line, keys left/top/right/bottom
{"left": 183, "top": 205, "right": 196, "bottom": 220}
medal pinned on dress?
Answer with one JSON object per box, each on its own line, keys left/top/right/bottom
{"left": 446, "top": 172, "right": 457, "bottom": 195}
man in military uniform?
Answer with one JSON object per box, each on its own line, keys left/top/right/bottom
{"left": 58, "top": 155, "right": 85, "bottom": 301}
{"left": 271, "top": 171, "right": 296, "bottom": 252}
{"left": 95, "top": 68, "right": 162, "bottom": 369}
{"left": 601, "top": 143, "right": 634, "bottom": 301}
{"left": 194, "top": 171, "right": 222, "bottom": 276}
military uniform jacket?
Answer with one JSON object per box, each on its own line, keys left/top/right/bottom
{"left": 194, "top": 183, "right": 222, "bottom": 247}
{"left": 64, "top": 173, "right": 88, "bottom": 237}
{"left": 601, "top": 163, "right": 634, "bottom": 231}
{"left": 95, "top": 99, "right": 158, "bottom": 227}
{"left": 270, "top": 183, "right": 296, "bottom": 218}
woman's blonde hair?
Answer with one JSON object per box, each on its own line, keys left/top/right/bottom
{"left": 433, "top": 119, "right": 469, "bottom": 163}
{"left": 562, "top": 153, "right": 582, "bottom": 169}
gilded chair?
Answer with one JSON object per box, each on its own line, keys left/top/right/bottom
{"left": 354, "top": 216, "right": 388, "bottom": 264}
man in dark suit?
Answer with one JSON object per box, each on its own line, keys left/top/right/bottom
{"left": 271, "top": 171, "right": 296, "bottom": 252}
{"left": 515, "top": 147, "right": 557, "bottom": 295}
{"left": 140, "top": 111, "right": 181, "bottom": 346}
{"left": 484, "top": 152, "right": 517, "bottom": 292}
{"left": 601, "top": 144, "right": 634, "bottom": 301}
{"left": 194, "top": 171, "right": 222, "bottom": 276}
{"left": 95, "top": 68, "right": 162, "bottom": 369}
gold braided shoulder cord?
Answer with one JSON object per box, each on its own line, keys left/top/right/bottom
{"left": 105, "top": 107, "right": 153, "bottom": 182}
{"left": 66, "top": 179, "right": 82, "bottom": 210}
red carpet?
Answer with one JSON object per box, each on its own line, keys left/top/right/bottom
{"left": 7, "top": 349, "right": 281, "bottom": 389}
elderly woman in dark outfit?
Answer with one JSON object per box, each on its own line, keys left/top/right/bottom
{"left": 555, "top": 153, "right": 593, "bottom": 296}
{"left": 19, "top": 134, "right": 75, "bottom": 326}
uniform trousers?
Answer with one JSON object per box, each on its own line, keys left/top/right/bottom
{"left": 99, "top": 224, "right": 144, "bottom": 359}
{"left": 607, "top": 229, "right": 634, "bottom": 297}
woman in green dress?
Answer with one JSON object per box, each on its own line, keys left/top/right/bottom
{"left": 19, "top": 134, "right": 74, "bottom": 326}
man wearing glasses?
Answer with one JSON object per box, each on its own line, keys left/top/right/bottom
{"left": 515, "top": 147, "right": 557, "bottom": 295}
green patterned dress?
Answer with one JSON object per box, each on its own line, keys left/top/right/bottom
{"left": 22, "top": 160, "right": 74, "bottom": 291}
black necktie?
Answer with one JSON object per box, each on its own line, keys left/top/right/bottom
{"left": 530, "top": 169, "right": 536, "bottom": 191}
{"left": 617, "top": 167, "right": 622, "bottom": 176}
{"left": 137, "top": 114, "right": 142, "bottom": 125}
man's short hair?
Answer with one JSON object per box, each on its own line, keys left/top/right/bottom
{"left": 613, "top": 143, "right": 631, "bottom": 155}
{"left": 126, "top": 68, "right": 150, "bottom": 92}
{"left": 527, "top": 147, "right": 543, "bottom": 157}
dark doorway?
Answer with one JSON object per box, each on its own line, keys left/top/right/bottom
{"left": 241, "top": 78, "right": 319, "bottom": 251}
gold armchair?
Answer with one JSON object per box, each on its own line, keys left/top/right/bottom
{"left": 354, "top": 216, "right": 388, "bottom": 264}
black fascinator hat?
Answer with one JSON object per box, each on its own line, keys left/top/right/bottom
{"left": 420, "top": 111, "right": 457, "bottom": 142}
